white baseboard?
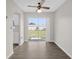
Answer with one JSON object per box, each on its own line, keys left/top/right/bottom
{"left": 7, "top": 51, "right": 14, "bottom": 59}
{"left": 46, "top": 40, "right": 54, "bottom": 42}
{"left": 55, "top": 42, "right": 72, "bottom": 58}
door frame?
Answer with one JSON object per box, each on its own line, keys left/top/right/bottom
{"left": 25, "top": 17, "right": 50, "bottom": 42}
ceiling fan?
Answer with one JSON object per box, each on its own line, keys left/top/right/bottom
{"left": 27, "top": 0, "right": 50, "bottom": 13}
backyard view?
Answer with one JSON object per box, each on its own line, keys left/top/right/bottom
{"left": 28, "top": 18, "right": 47, "bottom": 40}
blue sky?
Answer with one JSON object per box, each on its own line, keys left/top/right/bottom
{"left": 28, "top": 18, "right": 47, "bottom": 26}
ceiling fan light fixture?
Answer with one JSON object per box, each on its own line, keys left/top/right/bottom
{"left": 37, "top": 9, "right": 42, "bottom": 13}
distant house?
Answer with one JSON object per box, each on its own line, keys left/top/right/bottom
{"left": 29, "top": 22, "right": 36, "bottom": 25}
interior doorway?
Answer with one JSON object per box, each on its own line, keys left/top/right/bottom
{"left": 28, "top": 18, "right": 47, "bottom": 41}
{"left": 13, "top": 14, "right": 20, "bottom": 49}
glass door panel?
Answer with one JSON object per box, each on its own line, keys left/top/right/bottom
{"left": 28, "top": 18, "right": 47, "bottom": 41}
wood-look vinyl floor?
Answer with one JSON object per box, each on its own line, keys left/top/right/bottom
{"left": 10, "top": 41, "right": 71, "bottom": 59}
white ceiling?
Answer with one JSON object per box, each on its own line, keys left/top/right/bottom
{"left": 14, "top": 0, "right": 66, "bottom": 12}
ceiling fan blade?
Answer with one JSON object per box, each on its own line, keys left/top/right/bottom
{"left": 41, "top": 7, "right": 50, "bottom": 9}
{"left": 28, "top": 5, "right": 37, "bottom": 7}
{"left": 40, "top": 0, "right": 45, "bottom": 5}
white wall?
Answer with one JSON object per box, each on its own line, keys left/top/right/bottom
{"left": 6, "top": 0, "right": 24, "bottom": 59}
{"left": 54, "top": 0, "right": 72, "bottom": 57}
{"left": 24, "top": 12, "right": 54, "bottom": 42}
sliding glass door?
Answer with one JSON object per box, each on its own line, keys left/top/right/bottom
{"left": 28, "top": 18, "right": 47, "bottom": 41}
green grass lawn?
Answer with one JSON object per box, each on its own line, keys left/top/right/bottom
{"left": 28, "top": 30, "right": 46, "bottom": 39}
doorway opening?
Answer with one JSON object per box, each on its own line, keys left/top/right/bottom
{"left": 13, "top": 14, "right": 20, "bottom": 49}
{"left": 28, "top": 18, "right": 47, "bottom": 41}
